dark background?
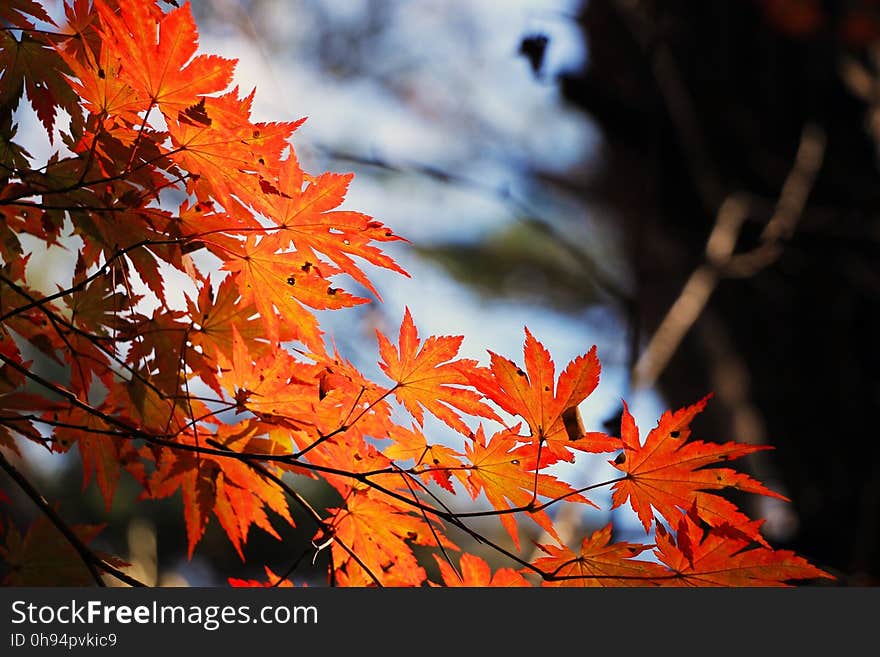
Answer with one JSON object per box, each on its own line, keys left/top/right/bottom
{"left": 552, "top": 0, "right": 880, "bottom": 585}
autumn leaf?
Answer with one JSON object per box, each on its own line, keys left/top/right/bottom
{"left": 56, "top": 28, "right": 146, "bottom": 123}
{"left": 610, "top": 396, "right": 786, "bottom": 544}
{"left": 382, "top": 423, "right": 467, "bottom": 493}
{"left": 93, "top": 0, "right": 235, "bottom": 116}
{"left": 50, "top": 406, "right": 146, "bottom": 512}
{"left": 0, "top": 31, "right": 80, "bottom": 139}
{"left": 1, "top": 0, "right": 55, "bottom": 29}
{"left": 147, "top": 425, "right": 293, "bottom": 559}
{"left": 377, "top": 307, "right": 501, "bottom": 435}
{"left": 326, "top": 490, "right": 454, "bottom": 587}
{"left": 464, "top": 425, "right": 594, "bottom": 550}
{"left": 221, "top": 233, "right": 360, "bottom": 348}
{"left": 652, "top": 507, "right": 834, "bottom": 586}
{"left": 533, "top": 523, "right": 667, "bottom": 587}
{"left": 471, "top": 328, "right": 618, "bottom": 464}
{"left": 217, "top": 325, "right": 321, "bottom": 433}
{"left": 166, "top": 91, "right": 304, "bottom": 218}
{"left": 187, "top": 275, "right": 277, "bottom": 363}
{"left": 254, "top": 159, "right": 409, "bottom": 297}
{"left": 432, "top": 552, "right": 530, "bottom": 587}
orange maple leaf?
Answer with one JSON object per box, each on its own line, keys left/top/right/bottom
{"left": 610, "top": 396, "right": 786, "bottom": 544}
{"left": 56, "top": 28, "right": 146, "bottom": 123}
{"left": 464, "top": 426, "right": 595, "bottom": 550}
{"left": 532, "top": 523, "right": 667, "bottom": 587}
{"left": 326, "top": 491, "right": 454, "bottom": 587}
{"left": 652, "top": 507, "right": 834, "bottom": 586}
{"left": 254, "top": 158, "right": 409, "bottom": 298}
{"left": 148, "top": 425, "right": 293, "bottom": 559}
{"left": 93, "top": 0, "right": 235, "bottom": 116}
{"left": 221, "top": 233, "right": 362, "bottom": 348}
{"left": 432, "top": 552, "right": 530, "bottom": 587}
{"left": 219, "top": 325, "right": 316, "bottom": 419}
{"left": 377, "top": 307, "right": 501, "bottom": 436}
{"left": 382, "top": 423, "right": 467, "bottom": 493}
{"left": 167, "top": 93, "right": 303, "bottom": 220}
{"left": 470, "top": 328, "right": 619, "bottom": 464}
{"left": 187, "top": 275, "right": 283, "bottom": 361}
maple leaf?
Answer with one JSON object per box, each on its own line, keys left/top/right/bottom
{"left": 93, "top": 0, "right": 235, "bottom": 117}
{"left": 220, "top": 233, "right": 360, "bottom": 349}
{"left": 432, "top": 552, "right": 530, "bottom": 587}
{"left": 464, "top": 426, "right": 594, "bottom": 550}
{"left": 255, "top": 158, "right": 409, "bottom": 297}
{"left": 166, "top": 90, "right": 304, "bottom": 218}
{"left": 377, "top": 307, "right": 501, "bottom": 436}
{"left": 0, "top": 258, "right": 69, "bottom": 362}
{"left": 0, "top": 31, "right": 80, "bottom": 139}
{"left": 147, "top": 425, "right": 293, "bottom": 560}
{"left": 653, "top": 508, "right": 834, "bottom": 586}
{"left": 50, "top": 406, "right": 146, "bottom": 512}
{"left": 0, "top": 325, "right": 43, "bottom": 454}
{"left": 609, "top": 396, "right": 787, "bottom": 544}
{"left": 471, "top": 328, "right": 618, "bottom": 464}
{"left": 64, "top": 252, "right": 133, "bottom": 337}
{"left": 56, "top": 29, "right": 147, "bottom": 123}
{"left": 326, "top": 490, "right": 454, "bottom": 587}
{"left": 533, "top": 523, "right": 667, "bottom": 587}
{"left": 123, "top": 307, "right": 197, "bottom": 395}
{"left": 382, "top": 423, "right": 467, "bottom": 493}
{"left": 187, "top": 275, "right": 279, "bottom": 362}
{"left": 67, "top": 205, "right": 184, "bottom": 307}
{"left": 216, "top": 325, "right": 322, "bottom": 437}
{"left": 0, "top": 0, "right": 54, "bottom": 29}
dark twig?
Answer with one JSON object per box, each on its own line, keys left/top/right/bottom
{"left": 0, "top": 451, "right": 147, "bottom": 587}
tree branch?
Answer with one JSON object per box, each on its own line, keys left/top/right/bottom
{"left": 0, "top": 450, "right": 147, "bottom": 587}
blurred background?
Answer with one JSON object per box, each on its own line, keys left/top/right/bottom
{"left": 4, "top": 0, "right": 879, "bottom": 586}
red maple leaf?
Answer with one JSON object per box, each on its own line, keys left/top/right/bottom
{"left": 432, "top": 552, "right": 530, "bottom": 587}
{"left": 470, "top": 328, "right": 619, "bottom": 464}
{"left": 94, "top": 0, "right": 235, "bottom": 116}
{"left": 533, "top": 523, "right": 667, "bottom": 586}
{"left": 377, "top": 307, "right": 501, "bottom": 435}
{"left": 652, "top": 507, "right": 834, "bottom": 586}
{"left": 610, "top": 396, "right": 787, "bottom": 544}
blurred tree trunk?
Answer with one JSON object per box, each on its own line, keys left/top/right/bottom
{"left": 559, "top": 0, "right": 880, "bottom": 584}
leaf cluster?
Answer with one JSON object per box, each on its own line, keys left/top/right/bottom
{"left": 0, "top": 0, "right": 832, "bottom": 587}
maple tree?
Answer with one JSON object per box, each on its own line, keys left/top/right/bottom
{"left": 0, "top": 0, "right": 834, "bottom": 588}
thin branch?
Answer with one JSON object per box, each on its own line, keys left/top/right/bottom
{"left": 205, "top": 438, "right": 384, "bottom": 587}
{"left": 631, "top": 123, "right": 826, "bottom": 391}
{"left": 0, "top": 450, "right": 147, "bottom": 587}
{"left": 0, "top": 238, "right": 184, "bottom": 323}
